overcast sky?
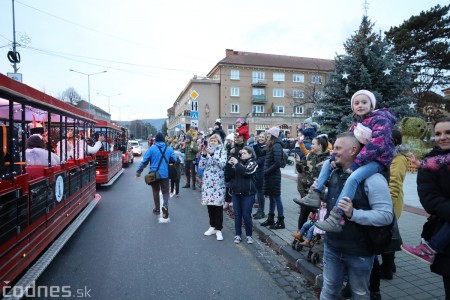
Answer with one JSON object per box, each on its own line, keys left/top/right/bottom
{"left": 0, "top": 0, "right": 447, "bottom": 121}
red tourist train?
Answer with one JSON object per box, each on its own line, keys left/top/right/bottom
{"left": 0, "top": 74, "right": 126, "bottom": 295}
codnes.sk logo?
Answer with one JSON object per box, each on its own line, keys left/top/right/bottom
{"left": 3, "top": 281, "right": 92, "bottom": 298}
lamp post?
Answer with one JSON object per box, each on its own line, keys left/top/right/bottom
{"left": 97, "top": 92, "right": 121, "bottom": 114}
{"left": 69, "top": 69, "right": 107, "bottom": 111}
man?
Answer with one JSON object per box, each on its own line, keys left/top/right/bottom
{"left": 135, "top": 132, "right": 177, "bottom": 219}
{"left": 180, "top": 134, "right": 198, "bottom": 190}
{"left": 320, "top": 132, "right": 393, "bottom": 299}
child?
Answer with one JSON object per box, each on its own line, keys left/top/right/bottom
{"left": 293, "top": 201, "right": 327, "bottom": 246}
{"left": 299, "top": 89, "right": 397, "bottom": 233}
{"left": 400, "top": 152, "right": 450, "bottom": 264}
{"left": 170, "top": 156, "right": 181, "bottom": 198}
{"left": 235, "top": 118, "right": 250, "bottom": 144}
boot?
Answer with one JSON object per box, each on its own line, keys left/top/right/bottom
{"left": 253, "top": 211, "right": 265, "bottom": 220}
{"left": 297, "top": 190, "right": 321, "bottom": 208}
{"left": 182, "top": 183, "right": 190, "bottom": 188}
{"left": 315, "top": 207, "right": 343, "bottom": 233}
{"left": 292, "top": 231, "right": 303, "bottom": 240}
{"left": 293, "top": 198, "right": 302, "bottom": 206}
{"left": 260, "top": 213, "right": 275, "bottom": 226}
{"left": 162, "top": 205, "right": 169, "bottom": 219}
{"left": 269, "top": 216, "right": 285, "bottom": 229}
{"left": 299, "top": 238, "right": 311, "bottom": 247}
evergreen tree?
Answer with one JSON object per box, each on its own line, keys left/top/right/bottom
{"left": 315, "top": 16, "right": 415, "bottom": 139}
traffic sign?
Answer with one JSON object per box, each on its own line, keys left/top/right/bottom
{"left": 190, "top": 90, "right": 199, "bottom": 100}
{"left": 190, "top": 111, "right": 198, "bottom": 120}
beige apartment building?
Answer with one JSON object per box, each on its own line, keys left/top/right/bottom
{"left": 167, "top": 49, "right": 334, "bottom": 138}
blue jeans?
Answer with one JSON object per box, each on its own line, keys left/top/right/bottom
{"left": 429, "top": 222, "right": 450, "bottom": 253}
{"left": 321, "top": 244, "right": 375, "bottom": 300}
{"left": 232, "top": 194, "right": 255, "bottom": 237}
{"left": 268, "top": 196, "right": 284, "bottom": 217}
{"left": 300, "top": 221, "right": 315, "bottom": 241}
{"left": 316, "top": 161, "right": 383, "bottom": 217}
{"left": 256, "top": 190, "right": 265, "bottom": 212}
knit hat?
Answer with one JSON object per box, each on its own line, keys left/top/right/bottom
{"left": 351, "top": 90, "right": 376, "bottom": 111}
{"left": 266, "top": 126, "right": 280, "bottom": 138}
{"left": 226, "top": 133, "right": 235, "bottom": 140}
{"left": 304, "top": 117, "right": 312, "bottom": 124}
{"left": 26, "top": 135, "right": 44, "bottom": 149}
{"left": 155, "top": 132, "right": 165, "bottom": 142}
{"left": 185, "top": 134, "right": 192, "bottom": 141}
{"left": 236, "top": 118, "right": 245, "bottom": 124}
{"left": 215, "top": 119, "right": 221, "bottom": 126}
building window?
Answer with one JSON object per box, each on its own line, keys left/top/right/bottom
{"left": 294, "top": 106, "right": 304, "bottom": 114}
{"left": 311, "top": 75, "right": 322, "bottom": 84}
{"left": 293, "top": 74, "right": 305, "bottom": 83}
{"left": 273, "top": 88, "right": 284, "bottom": 98}
{"left": 230, "top": 87, "right": 240, "bottom": 97}
{"left": 252, "top": 88, "right": 265, "bottom": 96}
{"left": 274, "top": 105, "right": 285, "bottom": 114}
{"left": 231, "top": 104, "right": 239, "bottom": 113}
{"left": 292, "top": 90, "right": 304, "bottom": 99}
{"left": 252, "top": 105, "right": 264, "bottom": 113}
{"left": 252, "top": 71, "right": 265, "bottom": 83}
{"left": 230, "top": 69, "right": 240, "bottom": 80}
{"left": 273, "top": 72, "right": 285, "bottom": 82}
{"left": 227, "top": 124, "right": 236, "bottom": 134}
{"left": 314, "top": 91, "right": 323, "bottom": 99}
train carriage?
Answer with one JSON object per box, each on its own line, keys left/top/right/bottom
{"left": 0, "top": 74, "right": 100, "bottom": 295}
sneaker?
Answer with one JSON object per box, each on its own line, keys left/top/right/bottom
{"left": 234, "top": 236, "right": 241, "bottom": 244}
{"left": 182, "top": 184, "right": 190, "bottom": 188}
{"left": 297, "top": 190, "right": 321, "bottom": 208}
{"left": 246, "top": 236, "right": 254, "bottom": 244}
{"left": 152, "top": 208, "right": 160, "bottom": 215}
{"left": 315, "top": 207, "right": 343, "bottom": 233}
{"left": 176, "top": 194, "right": 180, "bottom": 198}
{"left": 401, "top": 242, "right": 436, "bottom": 265}
{"left": 223, "top": 202, "right": 230, "bottom": 210}
{"left": 216, "top": 231, "right": 223, "bottom": 241}
{"left": 170, "top": 192, "right": 175, "bottom": 198}
{"left": 161, "top": 206, "right": 169, "bottom": 219}
{"left": 204, "top": 227, "right": 217, "bottom": 236}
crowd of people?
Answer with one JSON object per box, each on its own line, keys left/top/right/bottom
{"left": 134, "top": 93, "right": 450, "bottom": 299}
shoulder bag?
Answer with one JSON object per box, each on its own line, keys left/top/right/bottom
{"left": 157, "top": 146, "right": 178, "bottom": 180}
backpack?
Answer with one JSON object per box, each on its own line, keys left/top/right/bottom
{"left": 280, "top": 150, "right": 288, "bottom": 168}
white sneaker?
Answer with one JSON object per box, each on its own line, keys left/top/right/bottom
{"left": 223, "top": 202, "right": 229, "bottom": 209}
{"left": 246, "top": 236, "right": 254, "bottom": 244}
{"left": 204, "top": 227, "right": 217, "bottom": 236}
{"left": 234, "top": 236, "right": 241, "bottom": 244}
{"left": 216, "top": 231, "right": 223, "bottom": 241}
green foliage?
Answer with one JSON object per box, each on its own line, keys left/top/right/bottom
{"left": 315, "top": 16, "right": 416, "bottom": 139}
{"left": 385, "top": 4, "right": 450, "bottom": 98}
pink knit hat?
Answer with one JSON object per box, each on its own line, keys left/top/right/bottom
{"left": 351, "top": 90, "right": 376, "bottom": 111}
{"left": 266, "top": 126, "right": 280, "bottom": 138}
{"left": 236, "top": 118, "right": 245, "bottom": 124}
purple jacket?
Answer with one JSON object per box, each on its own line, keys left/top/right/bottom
{"left": 349, "top": 108, "right": 397, "bottom": 171}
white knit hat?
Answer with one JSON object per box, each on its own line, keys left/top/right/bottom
{"left": 226, "top": 133, "right": 235, "bottom": 140}
{"left": 351, "top": 90, "right": 376, "bottom": 111}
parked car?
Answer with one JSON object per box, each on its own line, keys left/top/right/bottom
{"left": 128, "top": 140, "right": 142, "bottom": 156}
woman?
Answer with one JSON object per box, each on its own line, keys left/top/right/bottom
{"left": 260, "top": 127, "right": 285, "bottom": 229}
{"left": 225, "top": 146, "right": 258, "bottom": 244}
{"left": 410, "top": 117, "right": 450, "bottom": 298}
{"left": 252, "top": 132, "right": 267, "bottom": 220}
{"left": 198, "top": 134, "right": 227, "bottom": 241}
{"left": 25, "top": 135, "right": 60, "bottom": 166}
{"left": 292, "top": 135, "right": 330, "bottom": 239}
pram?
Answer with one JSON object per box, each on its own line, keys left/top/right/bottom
{"left": 291, "top": 233, "right": 323, "bottom": 265}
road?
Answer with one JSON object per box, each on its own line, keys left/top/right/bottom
{"left": 24, "top": 149, "right": 311, "bottom": 299}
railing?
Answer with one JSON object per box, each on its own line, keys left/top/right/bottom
{"left": 252, "top": 94, "right": 267, "bottom": 103}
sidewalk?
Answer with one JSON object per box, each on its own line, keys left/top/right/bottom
{"left": 252, "top": 164, "right": 446, "bottom": 299}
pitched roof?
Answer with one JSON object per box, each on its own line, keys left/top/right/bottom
{"left": 217, "top": 49, "right": 334, "bottom": 71}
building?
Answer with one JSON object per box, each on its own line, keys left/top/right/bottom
{"left": 167, "top": 49, "right": 334, "bottom": 137}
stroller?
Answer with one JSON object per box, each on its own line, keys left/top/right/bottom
{"left": 292, "top": 233, "right": 322, "bottom": 265}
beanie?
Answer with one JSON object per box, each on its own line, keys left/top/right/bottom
{"left": 351, "top": 90, "right": 376, "bottom": 111}
{"left": 266, "top": 126, "right": 280, "bottom": 138}
{"left": 185, "top": 134, "right": 192, "bottom": 141}
{"left": 215, "top": 118, "right": 221, "bottom": 126}
{"left": 236, "top": 118, "right": 245, "bottom": 124}
{"left": 155, "top": 132, "right": 165, "bottom": 142}
{"left": 226, "top": 133, "right": 235, "bottom": 140}
{"left": 304, "top": 117, "right": 312, "bottom": 125}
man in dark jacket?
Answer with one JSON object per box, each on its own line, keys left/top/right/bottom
{"left": 320, "top": 132, "right": 393, "bottom": 299}
{"left": 135, "top": 132, "right": 177, "bottom": 219}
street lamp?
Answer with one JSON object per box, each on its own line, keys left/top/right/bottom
{"left": 97, "top": 92, "right": 121, "bottom": 114}
{"left": 69, "top": 69, "right": 107, "bottom": 111}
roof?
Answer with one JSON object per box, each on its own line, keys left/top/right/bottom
{"left": 215, "top": 49, "right": 334, "bottom": 72}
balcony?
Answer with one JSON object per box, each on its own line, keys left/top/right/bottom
{"left": 252, "top": 94, "right": 267, "bottom": 103}
{"left": 251, "top": 80, "right": 267, "bottom": 87}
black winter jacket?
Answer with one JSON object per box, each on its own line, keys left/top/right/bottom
{"left": 253, "top": 142, "right": 266, "bottom": 190}
{"left": 263, "top": 138, "right": 283, "bottom": 197}
{"left": 418, "top": 146, "right": 450, "bottom": 276}
{"left": 225, "top": 158, "right": 258, "bottom": 195}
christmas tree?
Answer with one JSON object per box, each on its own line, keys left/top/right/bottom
{"left": 315, "top": 16, "right": 416, "bottom": 138}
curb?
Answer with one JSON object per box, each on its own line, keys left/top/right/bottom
{"left": 253, "top": 223, "right": 323, "bottom": 288}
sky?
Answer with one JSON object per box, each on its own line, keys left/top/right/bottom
{"left": 0, "top": 0, "right": 447, "bottom": 121}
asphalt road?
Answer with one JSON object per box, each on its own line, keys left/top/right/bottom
{"left": 25, "top": 154, "right": 292, "bottom": 300}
